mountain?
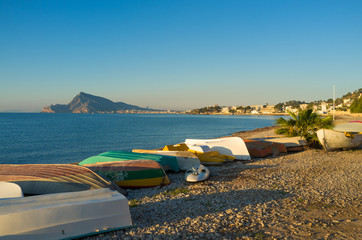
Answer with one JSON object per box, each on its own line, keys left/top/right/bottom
{"left": 41, "top": 92, "right": 157, "bottom": 113}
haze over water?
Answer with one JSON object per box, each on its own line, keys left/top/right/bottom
{"left": 0, "top": 113, "right": 280, "bottom": 164}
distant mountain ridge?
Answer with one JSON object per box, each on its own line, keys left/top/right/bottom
{"left": 41, "top": 92, "right": 157, "bottom": 113}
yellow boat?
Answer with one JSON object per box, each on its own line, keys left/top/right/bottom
{"left": 162, "top": 143, "right": 235, "bottom": 165}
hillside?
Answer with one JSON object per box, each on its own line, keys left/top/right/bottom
{"left": 41, "top": 92, "right": 157, "bottom": 113}
{"left": 189, "top": 88, "right": 362, "bottom": 114}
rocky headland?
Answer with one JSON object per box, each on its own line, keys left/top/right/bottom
{"left": 41, "top": 92, "right": 158, "bottom": 113}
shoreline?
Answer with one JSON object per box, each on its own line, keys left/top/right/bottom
{"left": 81, "top": 120, "right": 362, "bottom": 240}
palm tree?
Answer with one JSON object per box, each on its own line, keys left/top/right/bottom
{"left": 275, "top": 109, "right": 333, "bottom": 145}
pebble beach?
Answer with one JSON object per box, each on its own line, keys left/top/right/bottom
{"left": 82, "top": 115, "right": 362, "bottom": 240}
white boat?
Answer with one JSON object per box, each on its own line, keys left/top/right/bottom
{"left": 0, "top": 182, "right": 23, "bottom": 199}
{"left": 185, "top": 164, "right": 210, "bottom": 182}
{"left": 0, "top": 188, "right": 132, "bottom": 240}
{"left": 333, "top": 122, "right": 362, "bottom": 133}
{"left": 185, "top": 137, "right": 251, "bottom": 160}
{"left": 132, "top": 149, "right": 200, "bottom": 170}
{"left": 316, "top": 129, "right": 362, "bottom": 151}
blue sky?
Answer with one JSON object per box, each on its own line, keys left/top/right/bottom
{"left": 1, "top": 0, "right": 361, "bottom": 112}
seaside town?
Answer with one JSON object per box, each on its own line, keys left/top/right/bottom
{"left": 187, "top": 89, "right": 362, "bottom": 116}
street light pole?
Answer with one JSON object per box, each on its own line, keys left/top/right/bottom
{"left": 333, "top": 85, "right": 335, "bottom": 123}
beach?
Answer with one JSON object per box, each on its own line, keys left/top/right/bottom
{"left": 81, "top": 116, "right": 361, "bottom": 240}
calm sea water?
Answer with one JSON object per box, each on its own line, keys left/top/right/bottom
{"left": 0, "top": 113, "right": 280, "bottom": 164}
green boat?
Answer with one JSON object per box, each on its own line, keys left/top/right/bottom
{"left": 95, "top": 151, "right": 180, "bottom": 172}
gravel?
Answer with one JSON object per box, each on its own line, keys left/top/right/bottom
{"left": 80, "top": 148, "right": 362, "bottom": 240}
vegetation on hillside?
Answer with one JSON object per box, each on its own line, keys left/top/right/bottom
{"left": 190, "top": 105, "right": 222, "bottom": 114}
{"left": 350, "top": 96, "right": 362, "bottom": 113}
{"left": 275, "top": 109, "right": 333, "bottom": 146}
{"left": 274, "top": 100, "right": 306, "bottom": 112}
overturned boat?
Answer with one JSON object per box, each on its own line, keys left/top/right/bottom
{"left": 79, "top": 157, "right": 170, "bottom": 188}
{"left": 333, "top": 122, "right": 362, "bottom": 133}
{"left": 243, "top": 139, "right": 287, "bottom": 158}
{"left": 0, "top": 164, "right": 111, "bottom": 195}
{"left": 0, "top": 188, "right": 132, "bottom": 240}
{"left": 131, "top": 149, "right": 200, "bottom": 170}
{"left": 258, "top": 136, "right": 307, "bottom": 152}
{"left": 98, "top": 151, "right": 180, "bottom": 172}
{"left": 185, "top": 137, "right": 251, "bottom": 160}
{"left": 161, "top": 143, "right": 235, "bottom": 165}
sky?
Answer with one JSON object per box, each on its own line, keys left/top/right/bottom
{"left": 0, "top": 0, "right": 361, "bottom": 112}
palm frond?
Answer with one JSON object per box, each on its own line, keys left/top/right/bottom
{"left": 275, "top": 109, "right": 333, "bottom": 145}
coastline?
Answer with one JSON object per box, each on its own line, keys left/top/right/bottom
{"left": 80, "top": 118, "right": 361, "bottom": 240}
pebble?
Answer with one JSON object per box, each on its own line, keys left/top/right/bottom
{"left": 80, "top": 149, "right": 362, "bottom": 240}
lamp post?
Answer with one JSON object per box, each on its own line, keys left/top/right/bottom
{"left": 333, "top": 85, "right": 335, "bottom": 122}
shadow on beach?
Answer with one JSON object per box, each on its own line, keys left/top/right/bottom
{"left": 123, "top": 188, "right": 291, "bottom": 238}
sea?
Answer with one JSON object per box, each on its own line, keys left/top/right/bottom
{"left": 0, "top": 113, "right": 281, "bottom": 164}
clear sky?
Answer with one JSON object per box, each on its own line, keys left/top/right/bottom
{"left": 1, "top": 0, "right": 361, "bottom": 112}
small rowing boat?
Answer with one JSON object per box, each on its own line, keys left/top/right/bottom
{"left": 79, "top": 158, "right": 170, "bottom": 188}
{"left": 244, "top": 139, "right": 287, "bottom": 158}
{"left": 257, "top": 136, "right": 307, "bottom": 152}
{"left": 97, "top": 151, "right": 180, "bottom": 172}
{"left": 0, "top": 188, "right": 132, "bottom": 240}
{"left": 131, "top": 149, "right": 200, "bottom": 170}
{"left": 316, "top": 128, "right": 362, "bottom": 151}
{"left": 161, "top": 143, "right": 235, "bottom": 165}
{"left": 185, "top": 164, "right": 210, "bottom": 182}
{"left": 185, "top": 137, "right": 251, "bottom": 160}
{"left": 0, "top": 164, "right": 111, "bottom": 195}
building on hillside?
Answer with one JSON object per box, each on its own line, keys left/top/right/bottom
{"left": 343, "top": 99, "right": 352, "bottom": 106}
{"left": 250, "top": 105, "right": 263, "bottom": 111}
{"left": 300, "top": 104, "right": 308, "bottom": 110}
{"left": 260, "top": 105, "right": 275, "bottom": 114}
{"left": 284, "top": 106, "right": 298, "bottom": 113}
{"left": 221, "top": 107, "right": 230, "bottom": 113}
{"left": 321, "top": 102, "right": 328, "bottom": 114}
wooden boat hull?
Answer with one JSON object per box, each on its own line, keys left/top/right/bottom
{"left": 0, "top": 188, "right": 132, "bottom": 240}
{"left": 317, "top": 129, "right": 362, "bottom": 151}
{"left": 244, "top": 140, "right": 287, "bottom": 158}
{"left": 0, "top": 164, "right": 111, "bottom": 195}
{"left": 80, "top": 159, "right": 170, "bottom": 188}
{"left": 185, "top": 137, "right": 251, "bottom": 160}
{"left": 259, "top": 137, "right": 307, "bottom": 152}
